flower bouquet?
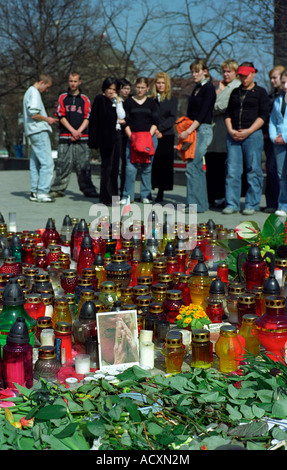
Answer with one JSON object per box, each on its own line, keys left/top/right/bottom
{"left": 175, "top": 304, "right": 212, "bottom": 330}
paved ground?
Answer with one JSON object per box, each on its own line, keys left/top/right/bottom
{"left": 0, "top": 169, "right": 278, "bottom": 234}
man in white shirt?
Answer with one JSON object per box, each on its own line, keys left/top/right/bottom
{"left": 23, "top": 74, "right": 58, "bottom": 202}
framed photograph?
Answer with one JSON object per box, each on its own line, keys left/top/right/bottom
{"left": 96, "top": 310, "right": 139, "bottom": 370}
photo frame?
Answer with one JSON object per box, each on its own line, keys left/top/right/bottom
{"left": 96, "top": 309, "right": 139, "bottom": 371}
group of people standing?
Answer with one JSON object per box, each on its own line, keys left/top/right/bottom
{"left": 22, "top": 60, "right": 287, "bottom": 216}
{"left": 88, "top": 73, "right": 177, "bottom": 206}
{"left": 22, "top": 71, "right": 178, "bottom": 207}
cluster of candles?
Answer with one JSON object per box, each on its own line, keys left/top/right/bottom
{"left": 0, "top": 211, "right": 287, "bottom": 389}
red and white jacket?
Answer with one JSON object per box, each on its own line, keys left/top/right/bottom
{"left": 55, "top": 89, "right": 91, "bottom": 144}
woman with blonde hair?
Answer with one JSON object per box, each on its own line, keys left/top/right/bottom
{"left": 151, "top": 72, "right": 178, "bottom": 202}
{"left": 205, "top": 58, "right": 241, "bottom": 207}
{"left": 178, "top": 59, "right": 216, "bottom": 213}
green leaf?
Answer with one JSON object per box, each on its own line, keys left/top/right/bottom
{"left": 14, "top": 384, "right": 33, "bottom": 398}
{"left": 236, "top": 388, "right": 256, "bottom": 399}
{"left": 252, "top": 404, "right": 266, "bottom": 419}
{"left": 261, "top": 213, "right": 285, "bottom": 239}
{"left": 86, "top": 420, "right": 106, "bottom": 437}
{"left": 61, "top": 433, "right": 90, "bottom": 450}
{"left": 240, "top": 404, "right": 254, "bottom": 420}
{"left": 83, "top": 398, "right": 95, "bottom": 412}
{"left": 41, "top": 434, "right": 72, "bottom": 450}
{"left": 121, "top": 433, "right": 132, "bottom": 447}
{"left": 228, "top": 384, "right": 239, "bottom": 399}
{"left": 108, "top": 404, "right": 123, "bottom": 421}
{"left": 18, "top": 437, "right": 37, "bottom": 450}
{"left": 34, "top": 405, "right": 67, "bottom": 421}
{"left": 256, "top": 390, "right": 275, "bottom": 403}
{"left": 54, "top": 422, "right": 78, "bottom": 439}
{"left": 200, "top": 435, "right": 233, "bottom": 450}
{"left": 147, "top": 422, "right": 163, "bottom": 436}
{"left": 226, "top": 404, "right": 242, "bottom": 421}
{"left": 272, "top": 398, "right": 287, "bottom": 419}
{"left": 228, "top": 420, "right": 269, "bottom": 438}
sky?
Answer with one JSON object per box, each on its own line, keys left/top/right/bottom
{"left": 95, "top": 0, "right": 274, "bottom": 88}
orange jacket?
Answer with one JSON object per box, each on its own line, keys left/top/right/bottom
{"left": 175, "top": 116, "right": 197, "bottom": 161}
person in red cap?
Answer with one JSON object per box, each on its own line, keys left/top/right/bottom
{"left": 222, "top": 62, "right": 270, "bottom": 215}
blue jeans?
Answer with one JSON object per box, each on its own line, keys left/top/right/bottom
{"left": 186, "top": 124, "right": 213, "bottom": 212}
{"left": 122, "top": 136, "right": 157, "bottom": 201}
{"left": 273, "top": 143, "right": 287, "bottom": 212}
{"left": 225, "top": 129, "right": 263, "bottom": 211}
{"left": 29, "top": 131, "right": 54, "bottom": 195}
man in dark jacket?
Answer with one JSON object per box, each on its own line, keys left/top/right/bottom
{"left": 50, "top": 72, "right": 98, "bottom": 198}
{"left": 222, "top": 62, "right": 269, "bottom": 215}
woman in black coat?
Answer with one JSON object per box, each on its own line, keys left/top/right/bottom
{"left": 151, "top": 72, "right": 178, "bottom": 202}
{"left": 88, "top": 77, "right": 122, "bottom": 205}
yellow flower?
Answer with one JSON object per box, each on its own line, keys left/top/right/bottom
{"left": 183, "top": 317, "right": 191, "bottom": 324}
{"left": 176, "top": 315, "right": 183, "bottom": 321}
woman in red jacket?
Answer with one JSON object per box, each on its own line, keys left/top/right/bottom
{"left": 120, "top": 77, "right": 159, "bottom": 204}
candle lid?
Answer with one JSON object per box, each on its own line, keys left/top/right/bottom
{"left": 192, "top": 328, "right": 210, "bottom": 343}
{"left": 242, "top": 314, "right": 257, "bottom": 324}
{"left": 41, "top": 293, "right": 54, "bottom": 305}
{"left": 39, "top": 346, "right": 56, "bottom": 359}
{"left": 228, "top": 282, "right": 245, "bottom": 295}
{"left": 7, "top": 317, "right": 30, "bottom": 344}
{"left": 265, "top": 295, "right": 286, "bottom": 308}
{"left": 79, "top": 289, "right": 95, "bottom": 300}
{"left": 77, "top": 278, "right": 93, "bottom": 287}
{"left": 220, "top": 325, "right": 237, "bottom": 336}
{"left": 238, "top": 293, "right": 256, "bottom": 304}
{"left": 158, "top": 273, "right": 173, "bottom": 283}
{"left": 55, "top": 321, "right": 72, "bottom": 334}
{"left": 62, "top": 269, "right": 77, "bottom": 278}
{"left": 133, "top": 285, "right": 149, "bottom": 295}
{"left": 179, "top": 273, "right": 190, "bottom": 283}
{"left": 166, "top": 289, "right": 183, "bottom": 300}
{"left": 136, "top": 295, "right": 152, "bottom": 306}
{"left": 165, "top": 330, "right": 183, "bottom": 348}
{"left": 34, "top": 273, "right": 50, "bottom": 282}
{"left": 2, "top": 278, "right": 25, "bottom": 306}
{"left": 121, "top": 286, "right": 133, "bottom": 295}
{"left": 37, "top": 316, "right": 53, "bottom": 328}
{"left": 137, "top": 276, "right": 152, "bottom": 286}
{"left": 209, "top": 276, "right": 225, "bottom": 295}
{"left": 149, "top": 302, "right": 164, "bottom": 314}
{"left": 48, "top": 245, "right": 61, "bottom": 253}
{"left": 153, "top": 260, "right": 166, "bottom": 268}
{"left": 192, "top": 261, "right": 209, "bottom": 277}
{"left": 81, "top": 268, "right": 95, "bottom": 277}
{"left": 25, "top": 293, "right": 43, "bottom": 303}
{"left": 49, "top": 261, "right": 64, "bottom": 269}
{"left": 122, "top": 240, "right": 133, "bottom": 247}
{"left": 122, "top": 303, "right": 137, "bottom": 310}
{"left": 190, "top": 246, "right": 204, "bottom": 261}
{"left": 100, "top": 281, "right": 116, "bottom": 292}
{"left": 152, "top": 283, "right": 168, "bottom": 293}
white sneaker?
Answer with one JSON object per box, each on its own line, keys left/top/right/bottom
{"left": 120, "top": 198, "right": 127, "bottom": 204}
{"left": 29, "top": 192, "right": 38, "bottom": 201}
{"left": 37, "top": 193, "right": 55, "bottom": 203}
{"left": 142, "top": 198, "right": 151, "bottom": 204}
{"left": 275, "top": 209, "right": 287, "bottom": 217}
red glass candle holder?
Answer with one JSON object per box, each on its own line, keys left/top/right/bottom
{"left": 206, "top": 300, "right": 224, "bottom": 323}
{"left": 256, "top": 296, "right": 287, "bottom": 363}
